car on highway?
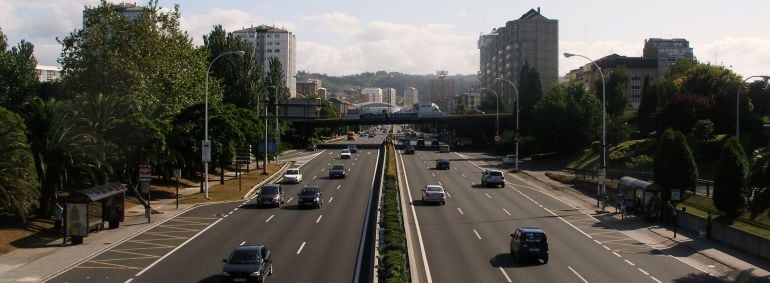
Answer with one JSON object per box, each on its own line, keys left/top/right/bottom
{"left": 510, "top": 227, "right": 549, "bottom": 264}
{"left": 403, "top": 145, "right": 415, "bottom": 154}
{"left": 328, "top": 164, "right": 347, "bottom": 179}
{"left": 431, "top": 139, "right": 439, "bottom": 148}
{"left": 305, "top": 144, "right": 317, "bottom": 151}
{"left": 297, "top": 185, "right": 323, "bottom": 208}
{"left": 368, "top": 133, "right": 375, "bottom": 138}
{"left": 421, "top": 185, "right": 446, "bottom": 205}
{"left": 221, "top": 244, "right": 273, "bottom": 282}
{"left": 502, "top": 154, "right": 516, "bottom": 165}
{"left": 282, "top": 168, "right": 302, "bottom": 184}
{"left": 348, "top": 144, "right": 358, "bottom": 153}
{"left": 340, "top": 149, "right": 352, "bottom": 159}
{"left": 256, "top": 184, "right": 284, "bottom": 208}
{"left": 435, "top": 159, "right": 450, "bottom": 170}
{"left": 416, "top": 138, "right": 425, "bottom": 147}
{"left": 481, "top": 169, "right": 505, "bottom": 187}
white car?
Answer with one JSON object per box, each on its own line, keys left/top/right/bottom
{"left": 283, "top": 168, "right": 302, "bottom": 183}
{"left": 502, "top": 154, "right": 516, "bottom": 165}
{"left": 421, "top": 185, "right": 446, "bottom": 205}
{"left": 340, "top": 149, "right": 352, "bottom": 159}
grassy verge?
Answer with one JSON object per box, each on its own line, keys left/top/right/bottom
{"left": 679, "top": 194, "right": 770, "bottom": 239}
{"left": 380, "top": 144, "right": 408, "bottom": 282}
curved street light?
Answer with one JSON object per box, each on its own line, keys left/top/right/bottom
{"left": 204, "top": 50, "right": 245, "bottom": 199}
{"left": 481, "top": 88, "right": 500, "bottom": 137}
{"left": 495, "top": 78, "right": 520, "bottom": 171}
{"left": 564, "top": 52, "right": 606, "bottom": 209}
{"left": 736, "top": 75, "right": 770, "bottom": 137}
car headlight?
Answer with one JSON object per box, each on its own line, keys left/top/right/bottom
{"left": 250, "top": 271, "right": 261, "bottom": 277}
{"left": 222, "top": 271, "right": 230, "bottom": 276}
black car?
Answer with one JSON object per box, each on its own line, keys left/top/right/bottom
{"left": 431, "top": 139, "right": 440, "bottom": 147}
{"left": 305, "top": 144, "right": 317, "bottom": 151}
{"left": 404, "top": 146, "right": 415, "bottom": 154}
{"left": 221, "top": 245, "right": 273, "bottom": 283}
{"left": 297, "top": 186, "right": 323, "bottom": 208}
{"left": 328, "top": 164, "right": 347, "bottom": 179}
{"left": 510, "top": 227, "right": 549, "bottom": 264}
{"left": 416, "top": 138, "right": 425, "bottom": 147}
{"left": 435, "top": 159, "right": 450, "bottom": 170}
{"left": 256, "top": 184, "right": 284, "bottom": 208}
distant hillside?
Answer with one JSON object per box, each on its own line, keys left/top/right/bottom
{"left": 297, "top": 70, "right": 478, "bottom": 103}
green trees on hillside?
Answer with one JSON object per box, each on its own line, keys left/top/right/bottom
{"left": 714, "top": 137, "right": 749, "bottom": 216}
{"left": 653, "top": 129, "right": 697, "bottom": 200}
{"left": 0, "top": 107, "right": 39, "bottom": 223}
{"left": 0, "top": 28, "right": 39, "bottom": 109}
{"left": 530, "top": 82, "right": 600, "bottom": 154}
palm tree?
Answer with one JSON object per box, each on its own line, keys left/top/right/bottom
{"left": 19, "top": 97, "right": 104, "bottom": 217}
{"left": 0, "top": 107, "right": 40, "bottom": 223}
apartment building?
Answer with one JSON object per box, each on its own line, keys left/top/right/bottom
{"left": 233, "top": 25, "right": 297, "bottom": 98}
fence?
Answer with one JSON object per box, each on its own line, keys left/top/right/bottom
{"left": 569, "top": 168, "right": 714, "bottom": 197}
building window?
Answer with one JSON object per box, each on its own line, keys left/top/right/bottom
{"left": 267, "top": 42, "right": 272, "bottom": 45}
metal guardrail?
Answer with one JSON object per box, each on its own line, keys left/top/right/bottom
{"left": 569, "top": 168, "right": 714, "bottom": 197}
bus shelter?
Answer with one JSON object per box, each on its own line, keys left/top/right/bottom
{"left": 65, "top": 182, "right": 127, "bottom": 244}
{"left": 618, "top": 176, "right": 662, "bottom": 220}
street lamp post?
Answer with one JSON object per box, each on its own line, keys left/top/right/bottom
{"left": 564, "top": 52, "right": 606, "bottom": 209}
{"left": 263, "top": 94, "right": 270, "bottom": 175}
{"left": 495, "top": 78, "right": 520, "bottom": 171}
{"left": 204, "top": 50, "right": 244, "bottom": 199}
{"left": 736, "top": 75, "right": 770, "bottom": 137}
{"left": 481, "top": 88, "right": 500, "bottom": 137}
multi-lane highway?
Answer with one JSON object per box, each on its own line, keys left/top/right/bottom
{"left": 48, "top": 132, "right": 388, "bottom": 283}
{"left": 398, "top": 136, "right": 720, "bottom": 282}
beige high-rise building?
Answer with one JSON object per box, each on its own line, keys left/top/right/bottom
{"left": 383, "top": 88, "right": 397, "bottom": 106}
{"left": 430, "top": 71, "right": 454, "bottom": 111}
{"left": 362, "top": 87, "right": 382, "bottom": 102}
{"left": 233, "top": 25, "right": 297, "bottom": 98}
{"left": 403, "top": 87, "right": 419, "bottom": 107}
{"left": 478, "top": 8, "right": 558, "bottom": 95}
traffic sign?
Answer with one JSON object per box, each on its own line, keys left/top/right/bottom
{"left": 201, "top": 140, "right": 211, "bottom": 162}
{"left": 494, "top": 135, "right": 501, "bottom": 142}
{"left": 138, "top": 164, "right": 152, "bottom": 182}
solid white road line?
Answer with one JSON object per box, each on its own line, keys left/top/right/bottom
{"left": 265, "top": 215, "right": 274, "bottom": 223}
{"left": 612, "top": 251, "right": 622, "bottom": 258}
{"left": 296, "top": 242, "right": 306, "bottom": 254}
{"left": 329, "top": 197, "right": 334, "bottom": 203}
{"left": 567, "top": 266, "right": 589, "bottom": 283}
{"left": 624, "top": 259, "right": 635, "bottom": 266}
{"left": 502, "top": 208, "right": 511, "bottom": 216}
{"left": 603, "top": 245, "right": 611, "bottom": 251}
{"left": 240, "top": 241, "right": 246, "bottom": 246}
{"left": 485, "top": 193, "right": 492, "bottom": 199}
{"left": 594, "top": 239, "right": 602, "bottom": 245}
{"left": 498, "top": 267, "right": 512, "bottom": 282}
{"left": 136, "top": 218, "right": 224, "bottom": 276}
{"left": 316, "top": 215, "right": 323, "bottom": 223}
{"left": 398, "top": 151, "right": 433, "bottom": 283}
{"left": 473, "top": 229, "right": 482, "bottom": 240}
{"left": 457, "top": 208, "right": 464, "bottom": 215}
{"left": 650, "top": 276, "right": 662, "bottom": 283}
{"left": 637, "top": 268, "right": 650, "bottom": 276}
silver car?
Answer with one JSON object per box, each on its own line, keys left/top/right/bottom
{"left": 421, "top": 185, "right": 446, "bottom": 205}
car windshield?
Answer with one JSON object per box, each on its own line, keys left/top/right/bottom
{"left": 426, "top": 186, "right": 443, "bottom": 192}
{"left": 342, "top": 149, "right": 350, "bottom": 153}
{"left": 261, "top": 186, "right": 279, "bottom": 194}
{"left": 285, "top": 169, "right": 299, "bottom": 175}
{"left": 524, "top": 233, "right": 544, "bottom": 242}
{"left": 331, "top": 165, "right": 345, "bottom": 170}
{"left": 300, "top": 188, "right": 318, "bottom": 195}
{"left": 489, "top": 171, "right": 503, "bottom": 176}
{"left": 229, "top": 250, "right": 262, "bottom": 264}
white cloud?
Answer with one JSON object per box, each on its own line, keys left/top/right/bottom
{"left": 180, "top": 8, "right": 254, "bottom": 45}
{"left": 303, "top": 12, "right": 361, "bottom": 36}
{"left": 695, "top": 37, "right": 770, "bottom": 78}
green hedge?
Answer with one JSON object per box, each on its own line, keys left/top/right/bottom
{"left": 380, "top": 145, "right": 408, "bottom": 281}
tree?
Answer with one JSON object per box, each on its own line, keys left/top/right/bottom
{"left": 653, "top": 129, "right": 698, "bottom": 201}
{"left": 0, "top": 106, "right": 39, "bottom": 223}
{"left": 637, "top": 75, "right": 657, "bottom": 136}
{"left": 203, "top": 25, "right": 265, "bottom": 110}
{"left": 656, "top": 93, "right": 712, "bottom": 134}
{"left": 596, "top": 67, "right": 629, "bottom": 117}
{"left": 0, "top": 27, "right": 39, "bottom": 109}
{"left": 714, "top": 137, "right": 748, "bottom": 216}
{"left": 530, "top": 82, "right": 600, "bottom": 154}
{"left": 747, "top": 80, "right": 770, "bottom": 117}
{"left": 58, "top": 0, "right": 209, "bottom": 118}
{"left": 748, "top": 147, "right": 770, "bottom": 216}
{"left": 517, "top": 63, "right": 543, "bottom": 135}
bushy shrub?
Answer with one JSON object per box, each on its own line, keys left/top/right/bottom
{"left": 626, "top": 154, "right": 654, "bottom": 171}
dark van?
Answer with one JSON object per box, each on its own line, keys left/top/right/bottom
{"left": 510, "top": 227, "right": 549, "bottom": 264}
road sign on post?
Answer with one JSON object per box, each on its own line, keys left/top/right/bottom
{"left": 201, "top": 140, "right": 211, "bottom": 162}
{"left": 138, "top": 164, "right": 152, "bottom": 182}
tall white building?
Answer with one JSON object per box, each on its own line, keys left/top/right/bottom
{"left": 383, "top": 88, "right": 396, "bottom": 106}
{"left": 362, "top": 87, "right": 383, "bottom": 103}
{"left": 233, "top": 25, "right": 297, "bottom": 98}
{"left": 403, "top": 87, "right": 419, "bottom": 106}
{"left": 35, "top": 65, "right": 62, "bottom": 82}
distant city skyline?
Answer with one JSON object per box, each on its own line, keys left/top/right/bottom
{"left": 2, "top": 0, "right": 768, "bottom": 78}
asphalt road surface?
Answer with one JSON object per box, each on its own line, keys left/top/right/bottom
{"left": 398, "top": 145, "right": 720, "bottom": 283}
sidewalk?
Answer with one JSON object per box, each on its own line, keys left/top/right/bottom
{"left": 516, "top": 165, "right": 770, "bottom": 281}
{"left": 0, "top": 162, "right": 285, "bottom": 283}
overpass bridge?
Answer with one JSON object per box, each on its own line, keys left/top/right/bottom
{"left": 289, "top": 113, "right": 515, "bottom": 127}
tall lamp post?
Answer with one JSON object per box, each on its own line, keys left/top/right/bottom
{"left": 495, "top": 78, "right": 520, "bottom": 171}
{"left": 736, "top": 75, "right": 770, "bottom": 137}
{"left": 564, "top": 52, "right": 606, "bottom": 209}
{"left": 481, "top": 88, "right": 500, "bottom": 137}
{"left": 204, "top": 50, "right": 244, "bottom": 199}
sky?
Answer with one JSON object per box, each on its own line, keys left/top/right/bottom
{"left": 2, "top": 0, "right": 770, "bottom": 78}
